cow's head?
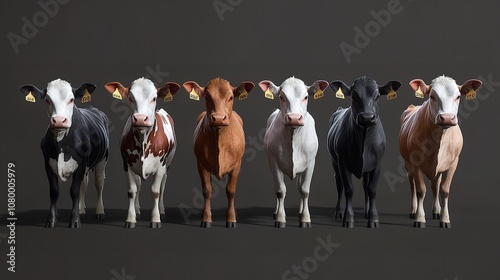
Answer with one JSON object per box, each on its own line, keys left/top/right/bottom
{"left": 410, "top": 76, "right": 482, "bottom": 128}
{"left": 20, "top": 79, "right": 96, "bottom": 130}
{"left": 259, "top": 77, "right": 328, "bottom": 129}
{"left": 330, "top": 77, "right": 401, "bottom": 128}
{"left": 105, "top": 78, "right": 180, "bottom": 129}
{"left": 183, "top": 78, "right": 254, "bottom": 127}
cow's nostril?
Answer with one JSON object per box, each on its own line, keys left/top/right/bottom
{"left": 298, "top": 115, "right": 303, "bottom": 121}
{"left": 62, "top": 118, "right": 67, "bottom": 124}
{"left": 143, "top": 116, "right": 148, "bottom": 122}
{"left": 222, "top": 115, "right": 227, "bottom": 121}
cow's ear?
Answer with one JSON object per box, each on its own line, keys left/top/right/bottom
{"left": 459, "top": 79, "right": 482, "bottom": 96}
{"left": 307, "top": 80, "right": 329, "bottom": 96}
{"left": 329, "top": 81, "right": 351, "bottom": 97}
{"left": 104, "top": 82, "right": 129, "bottom": 100}
{"left": 234, "top": 81, "right": 255, "bottom": 98}
{"left": 157, "top": 82, "right": 181, "bottom": 99}
{"left": 409, "top": 79, "right": 430, "bottom": 95}
{"left": 258, "top": 80, "right": 279, "bottom": 97}
{"left": 74, "top": 83, "right": 97, "bottom": 98}
{"left": 379, "top": 81, "right": 402, "bottom": 95}
{"left": 183, "top": 81, "right": 204, "bottom": 99}
{"left": 20, "top": 84, "right": 46, "bottom": 101}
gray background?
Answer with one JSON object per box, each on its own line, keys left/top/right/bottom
{"left": 1, "top": 0, "right": 499, "bottom": 279}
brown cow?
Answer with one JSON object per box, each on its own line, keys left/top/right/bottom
{"left": 183, "top": 78, "right": 254, "bottom": 228}
{"left": 399, "top": 75, "right": 482, "bottom": 228}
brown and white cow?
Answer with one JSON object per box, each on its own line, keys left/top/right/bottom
{"left": 183, "top": 78, "right": 254, "bottom": 228}
{"left": 399, "top": 75, "right": 482, "bottom": 228}
{"left": 105, "top": 78, "right": 180, "bottom": 228}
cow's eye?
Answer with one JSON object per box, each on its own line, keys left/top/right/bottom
{"left": 152, "top": 97, "right": 157, "bottom": 102}
{"left": 229, "top": 95, "right": 234, "bottom": 101}
{"left": 279, "top": 95, "right": 285, "bottom": 101}
{"left": 68, "top": 98, "right": 74, "bottom": 104}
{"left": 45, "top": 98, "right": 50, "bottom": 104}
{"left": 430, "top": 95, "right": 436, "bottom": 100}
{"left": 304, "top": 96, "right": 308, "bottom": 101}
{"left": 129, "top": 97, "right": 135, "bottom": 103}
{"left": 455, "top": 95, "right": 460, "bottom": 101}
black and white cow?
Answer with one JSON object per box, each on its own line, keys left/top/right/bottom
{"left": 327, "top": 76, "right": 400, "bottom": 228}
{"left": 20, "top": 79, "right": 109, "bottom": 228}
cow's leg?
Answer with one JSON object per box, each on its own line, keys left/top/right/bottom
{"left": 134, "top": 175, "right": 141, "bottom": 219}
{"left": 405, "top": 160, "right": 417, "bottom": 219}
{"left": 271, "top": 163, "right": 286, "bottom": 228}
{"left": 78, "top": 171, "right": 89, "bottom": 217}
{"left": 198, "top": 163, "right": 213, "bottom": 228}
{"left": 439, "top": 162, "right": 457, "bottom": 228}
{"left": 362, "top": 175, "right": 369, "bottom": 219}
{"left": 297, "top": 165, "right": 314, "bottom": 228}
{"left": 225, "top": 165, "right": 240, "bottom": 228}
{"left": 125, "top": 169, "right": 140, "bottom": 228}
{"left": 149, "top": 170, "right": 165, "bottom": 228}
{"left": 413, "top": 170, "right": 427, "bottom": 228}
{"left": 159, "top": 172, "right": 167, "bottom": 220}
{"left": 94, "top": 160, "right": 107, "bottom": 219}
{"left": 69, "top": 167, "right": 86, "bottom": 228}
{"left": 45, "top": 160, "right": 59, "bottom": 228}
{"left": 365, "top": 166, "right": 381, "bottom": 228}
{"left": 333, "top": 162, "right": 343, "bottom": 219}
{"left": 338, "top": 163, "right": 354, "bottom": 228}
{"left": 431, "top": 174, "right": 442, "bottom": 220}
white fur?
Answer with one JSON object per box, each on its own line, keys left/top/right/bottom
{"left": 48, "top": 151, "right": 79, "bottom": 182}
{"left": 264, "top": 77, "right": 319, "bottom": 226}
{"left": 428, "top": 76, "right": 461, "bottom": 124}
{"left": 129, "top": 78, "right": 158, "bottom": 126}
{"left": 45, "top": 79, "right": 75, "bottom": 128}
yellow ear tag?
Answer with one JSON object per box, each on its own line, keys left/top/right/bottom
{"left": 25, "top": 91, "right": 36, "bottom": 103}
{"left": 465, "top": 89, "right": 476, "bottom": 100}
{"left": 238, "top": 89, "right": 248, "bottom": 100}
{"left": 264, "top": 88, "right": 274, "bottom": 99}
{"left": 112, "top": 88, "right": 122, "bottom": 100}
{"left": 81, "top": 90, "right": 91, "bottom": 103}
{"left": 189, "top": 88, "right": 200, "bottom": 101}
{"left": 335, "top": 88, "right": 345, "bottom": 99}
{"left": 164, "top": 90, "right": 173, "bottom": 102}
{"left": 313, "top": 89, "right": 324, "bottom": 100}
{"left": 415, "top": 87, "right": 424, "bottom": 99}
{"left": 386, "top": 87, "right": 397, "bottom": 100}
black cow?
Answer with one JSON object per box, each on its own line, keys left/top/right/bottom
{"left": 20, "top": 79, "right": 109, "bottom": 228}
{"left": 327, "top": 76, "right": 401, "bottom": 228}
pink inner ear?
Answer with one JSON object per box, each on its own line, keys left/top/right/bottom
{"left": 409, "top": 79, "right": 426, "bottom": 92}
{"left": 259, "top": 82, "right": 270, "bottom": 92}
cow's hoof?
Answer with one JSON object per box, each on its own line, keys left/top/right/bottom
{"left": 69, "top": 221, "right": 81, "bottom": 228}
{"left": 413, "top": 221, "right": 426, "bottom": 228}
{"left": 226, "top": 222, "right": 237, "bottom": 228}
{"left": 150, "top": 222, "right": 162, "bottom": 228}
{"left": 274, "top": 222, "right": 286, "bottom": 228}
{"left": 125, "top": 222, "right": 136, "bottom": 228}
{"left": 335, "top": 212, "right": 343, "bottom": 219}
{"left": 45, "top": 221, "right": 56, "bottom": 228}
{"left": 410, "top": 213, "right": 416, "bottom": 219}
{"left": 273, "top": 213, "right": 277, "bottom": 219}
{"left": 433, "top": 213, "right": 440, "bottom": 220}
{"left": 96, "top": 214, "right": 105, "bottom": 220}
{"left": 201, "top": 221, "right": 212, "bottom": 228}
{"left": 299, "top": 222, "right": 311, "bottom": 228}
{"left": 160, "top": 213, "right": 166, "bottom": 220}
{"left": 368, "top": 221, "right": 379, "bottom": 228}
{"left": 440, "top": 222, "right": 451, "bottom": 228}
{"left": 342, "top": 221, "right": 354, "bottom": 228}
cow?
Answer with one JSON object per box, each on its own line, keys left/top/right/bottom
{"left": 104, "top": 78, "right": 179, "bottom": 228}
{"left": 399, "top": 75, "right": 482, "bottom": 228}
{"left": 259, "top": 77, "right": 329, "bottom": 228}
{"left": 183, "top": 78, "right": 254, "bottom": 228}
{"left": 328, "top": 76, "right": 401, "bottom": 228}
{"left": 19, "top": 79, "right": 109, "bottom": 228}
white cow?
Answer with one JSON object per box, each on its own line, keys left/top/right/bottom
{"left": 105, "top": 78, "right": 179, "bottom": 228}
{"left": 259, "top": 77, "right": 328, "bottom": 228}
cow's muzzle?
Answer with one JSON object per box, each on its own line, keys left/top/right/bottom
{"left": 132, "top": 114, "right": 151, "bottom": 127}
{"left": 285, "top": 113, "right": 304, "bottom": 128}
{"left": 51, "top": 116, "right": 70, "bottom": 129}
{"left": 210, "top": 113, "right": 229, "bottom": 127}
{"left": 357, "top": 113, "right": 376, "bottom": 128}
{"left": 436, "top": 113, "right": 457, "bottom": 128}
